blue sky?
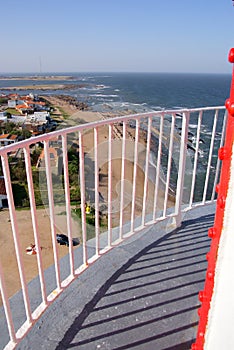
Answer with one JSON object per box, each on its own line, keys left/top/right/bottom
{"left": 1, "top": 0, "right": 234, "bottom": 73}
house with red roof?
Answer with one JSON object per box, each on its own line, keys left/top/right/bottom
{"left": 16, "top": 102, "right": 34, "bottom": 114}
{"left": 0, "top": 133, "right": 18, "bottom": 147}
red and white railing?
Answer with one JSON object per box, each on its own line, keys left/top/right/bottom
{"left": 0, "top": 102, "right": 228, "bottom": 349}
{"left": 192, "top": 48, "right": 234, "bottom": 350}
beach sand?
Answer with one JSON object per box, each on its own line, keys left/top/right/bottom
{"left": 0, "top": 207, "right": 75, "bottom": 302}
{"left": 0, "top": 95, "right": 174, "bottom": 303}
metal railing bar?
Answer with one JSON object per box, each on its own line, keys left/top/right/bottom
{"left": 163, "top": 114, "right": 175, "bottom": 217}
{"left": 78, "top": 132, "right": 87, "bottom": 266}
{"left": 0, "top": 259, "right": 17, "bottom": 345}
{"left": 182, "top": 200, "right": 216, "bottom": 212}
{"left": 189, "top": 110, "right": 203, "bottom": 207}
{"left": 1, "top": 154, "right": 33, "bottom": 324}
{"left": 94, "top": 127, "right": 100, "bottom": 256}
{"left": 119, "top": 121, "right": 126, "bottom": 240}
{"left": 0, "top": 107, "right": 226, "bottom": 157}
{"left": 23, "top": 146, "right": 47, "bottom": 304}
{"left": 142, "top": 117, "right": 152, "bottom": 226}
{"left": 174, "top": 112, "right": 190, "bottom": 224}
{"left": 108, "top": 125, "right": 113, "bottom": 247}
{"left": 153, "top": 115, "right": 164, "bottom": 221}
{"left": 211, "top": 110, "right": 228, "bottom": 200}
{"left": 61, "top": 135, "right": 75, "bottom": 277}
{"left": 44, "top": 140, "right": 61, "bottom": 290}
{"left": 131, "top": 118, "right": 140, "bottom": 232}
{"left": 202, "top": 109, "right": 219, "bottom": 203}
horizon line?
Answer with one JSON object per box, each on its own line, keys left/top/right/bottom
{"left": 0, "top": 71, "right": 231, "bottom": 76}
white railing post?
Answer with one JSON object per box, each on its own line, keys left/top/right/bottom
{"left": 44, "top": 140, "right": 61, "bottom": 290}
{"left": 153, "top": 114, "right": 164, "bottom": 221}
{"left": 108, "top": 124, "right": 113, "bottom": 247}
{"left": 142, "top": 117, "right": 152, "bottom": 226}
{"left": 62, "top": 135, "right": 75, "bottom": 277}
{"left": 1, "top": 154, "right": 33, "bottom": 324}
{"left": 23, "top": 146, "right": 47, "bottom": 304}
{"left": 163, "top": 114, "right": 175, "bottom": 217}
{"left": 131, "top": 118, "right": 140, "bottom": 232}
{"left": 79, "top": 131, "right": 88, "bottom": 265}
{"left": 211, "top": 110, "right": 228, "bottom": 200}
{"left": 94, "top": 127, "right": 100, "bottom": 255}
{"left": 0, "top": 258, "right": 17, "bottom": 345}
{"left": 119, "top": 121, "right": 126, "bottom": 240}
{"left": 174, "top": 111, "right": 190, "bottom": 227}
{"left": 189, "top": 110, "right": 203, "bottom": 207}
{"left": 202, "top": 109, "right": 218, "bottom": 203}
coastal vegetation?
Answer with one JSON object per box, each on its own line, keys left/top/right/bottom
{"left": 56, "top": 106, "right": 70, "bottom": 120}
{"left": 6, "top": 108, "right": 21, "bottom": 115}
{"left": 0, "top": 96, "right": 7, "bottom": 104}
{"left": 5, "top": 146, "right": 81, "bottom": 208}
{"left": 0, "top": 121, "right": 32, "bottom": 139}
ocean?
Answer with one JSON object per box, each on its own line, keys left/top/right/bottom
{"left": 0, "top": 72, "right": 231, "bottom": 113}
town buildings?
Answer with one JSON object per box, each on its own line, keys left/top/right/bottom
{"left": 0, "top": 92, "right": 57, "bottom": 147}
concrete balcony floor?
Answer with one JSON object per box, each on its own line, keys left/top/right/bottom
{"left": 10, "top": 205, "right": 215, "bottom": 350}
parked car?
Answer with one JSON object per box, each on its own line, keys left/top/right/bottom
{"left": 56, "top": 234, "right": 80, "bottom": 247}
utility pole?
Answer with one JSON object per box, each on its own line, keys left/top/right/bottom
{"left": 39, "top": 56, "right": 42, "bottom": 74}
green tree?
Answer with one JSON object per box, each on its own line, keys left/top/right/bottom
{"left": 31, "top": 147, "right": 42, "bottom": 166}
{"left": 67, "top": 148, "right": 79, "bottom": 185}
{"left": 4, "top": 122, "right": 19, "bottom": 134}
{"left": 10, "top": 159, "right": 27, "bottom": 183}
{"left": 10, "top": 129, "right": 32, "bottom": 139}
{"left": 12, "top": 183, "right": 28, "bottom": 207}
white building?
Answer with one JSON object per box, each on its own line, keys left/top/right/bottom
{"left": 27, "top": 111, "right": 50, "bottom": 123}
{"left": 0, "top": 113, "right": 7, "bottom": 125}
{"left": 8, "top": 100, "right": 17, "bottom": 108}
{"left": 10, "top": 115, "right": 27, "bottom": 124}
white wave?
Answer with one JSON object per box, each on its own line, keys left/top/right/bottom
{"left": 92, "top": 75, "right": 112, "bottom": 78}
{"left": 151, "top": 106, "right": 164, "bottom": 111}
{"left": 90, "top": 94, "right": 118, "bottom": 98}
{"left": 96, "top": 84, "right": 110, "bottom": 89}
{"left": 91, "top": 101, "right": 154, "bottom": 114}
{"left": 81, "top": 85, "right": 110, "bottom": 91}
{"left": 172, "top": 106, "right": 187, "bottom": 110}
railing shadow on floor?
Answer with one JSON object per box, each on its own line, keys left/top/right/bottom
{"left": 20, "top": 214, "right": 214, "bottom": 350}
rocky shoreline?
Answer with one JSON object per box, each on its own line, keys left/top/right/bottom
{"left": 0, "top": 83, "right": 88, "bottom": 91}
{"left": 42, "top": 94, "right": 89, "bottom": 111}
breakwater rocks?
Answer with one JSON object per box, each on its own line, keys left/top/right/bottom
{"left": 45, "top": 94, "right": 89, "bottom": 111}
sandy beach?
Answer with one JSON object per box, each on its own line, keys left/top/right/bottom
{"left": 0, "top": 95, "right": 174, "bottom": 303}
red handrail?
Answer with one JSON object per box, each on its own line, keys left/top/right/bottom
{"left": 192, "top": 48, "right": 234, "bottom": 350}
